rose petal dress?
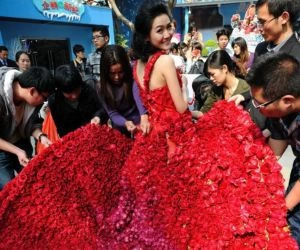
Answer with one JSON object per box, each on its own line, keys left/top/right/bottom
{"left": 0, "top": 52, "right": 296, "bottom": 249}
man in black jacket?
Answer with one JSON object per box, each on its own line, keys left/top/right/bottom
{"left": 48, "top": 64, "right": 108, "bottom": 137}
{"left": 230, "top": 0, "right": 300, "bottom": 132}
{"left": 254, "top": 0, "right": 300, "bottom": 63}
{"left": 0, "top": 46, "right": 17, "bottom": 68}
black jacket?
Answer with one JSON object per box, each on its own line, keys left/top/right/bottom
{"left": 254, "top": 34, "right": 300, "bottom": 63}
{"left": 0, "top": 58, "right": 17, "bottom": 68}
{"left": 48, "top": 83, "right": 108, "bottom": 137}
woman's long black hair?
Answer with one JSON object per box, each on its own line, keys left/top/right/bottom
{"left": 204, "top": 50, "right": 242, "bottom": 78}
{"left": 132, "top": 0, "right": 172, "bottom": 62}
{"left": 100, "top": 45, "right": 134, "bottom": 108}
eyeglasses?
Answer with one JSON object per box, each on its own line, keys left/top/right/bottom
{"left": 92, "top": 35, "right": 104, "bottom": 41}
{"left": 257, "top": 17, "right": 277, "bottom": 28}
{"left": 252, "top": 95, "right": 282, "bottom": 109}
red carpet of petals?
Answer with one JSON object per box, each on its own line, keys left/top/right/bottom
{"left": 0, "top": 51, "right": 296, "bottom": 249}
{"left": 0, "top": 125, "right": 133, "bottom": 249}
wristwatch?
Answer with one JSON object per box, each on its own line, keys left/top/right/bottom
{"left": 38, "top": 133, "right": 48, "bottom": 142}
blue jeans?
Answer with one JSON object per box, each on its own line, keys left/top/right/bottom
{"left": 0, "top": 139, "right": 32, "bottom": 190}
{"left": 286, "top": 158, "right": 300, "bottom": 247}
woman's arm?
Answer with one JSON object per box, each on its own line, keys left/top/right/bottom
{"left": 185, "top": 47, "right": 193, "bottom": 73}
{"left": 132, "top": 81, "right": 147, "bottom": 115}
{"left": 132, "top": 82, "right": 150, "bottom": 134}
{"left": 106, "top": 108, "right": 127, "bottom": 128}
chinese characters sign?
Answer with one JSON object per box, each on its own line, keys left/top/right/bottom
{"left": 33, "top": 0, "right": 85, "bottom": 21}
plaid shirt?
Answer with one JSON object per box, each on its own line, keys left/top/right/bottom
{"left": 87, "top": 51, "right": 101, "bottom": 82}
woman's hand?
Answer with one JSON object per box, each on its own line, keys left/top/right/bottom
{"left": 227, "top": 94, "right": 245, "bottom": 106}
{"left": 125, "top": 121, "right": 137, "bottom": 133}
{"left": 191, "top": 110, "right": 203, "bottom": 119}
{"left": 90, "top": 116, "right": 101, "bottom": 125}
{"left": 140, "top": 115, "right": 151, "bottom": 135}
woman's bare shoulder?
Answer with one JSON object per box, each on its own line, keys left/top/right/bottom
{"left": 155, "top": 54, "right": 175, "bottom": 69}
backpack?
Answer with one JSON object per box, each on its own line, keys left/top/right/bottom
{"left": 192, "top": 74, "right": 213, "bottom": 110}
{"left": 188, "top": 59, "right": 205, "bottom": 74}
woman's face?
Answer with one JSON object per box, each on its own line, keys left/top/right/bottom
{"left": 233, "top": 44, "right": 241, "bottom": 56}
{"left": 109, "top": 63, "right": 124, "bottom": 85}
{"left": 207, "top": 66, "right": 226, "bottom": 86}
{"left": 192, "top": 48, "right": 201, "bottom": 58}
{"left": 63, "top": 87, "right": 82, "bottom": 102}
{"left": 17, "top": 53, "right": 31, "bottom": 72}
{"left": 149, "top": 14, "right": 174, "bottom": 52}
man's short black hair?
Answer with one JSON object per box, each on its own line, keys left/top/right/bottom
{"left": 256, "top": 0, "right": 300, "bottom": 25}
{"left": 0, "top": 46, "right": 8, "bottom": 53}
{"left": 17, "top": 66, "right": 55, "bottom": 93}
{"left": 72, "top": 44, "right": 85, "bottom": 56}
{"left": 216, "top": 28, "right": 231, "bottom": 40}
{"left": 92, "top": 25, "right": 109, "bottom": 38}
{"left": 246, "top": 53, "right": 300, "bottom": 99}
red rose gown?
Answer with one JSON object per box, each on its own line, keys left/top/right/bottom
{"left": 0, "top": 52, "right": 296, "bottom": 249}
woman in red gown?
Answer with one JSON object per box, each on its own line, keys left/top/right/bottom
{"left": 0, "top": 0, "right": 296, "bottom": 249}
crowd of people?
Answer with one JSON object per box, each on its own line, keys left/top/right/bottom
{"left": 0, "top": 0, "right": 300, "bottom": 248}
